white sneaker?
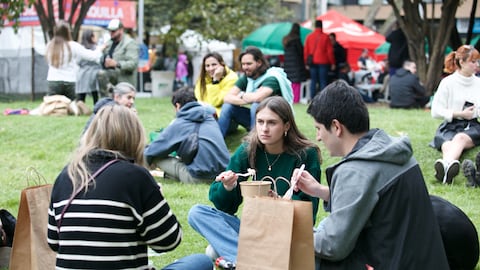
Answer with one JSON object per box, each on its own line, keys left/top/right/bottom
{"left": 444, "top": 160, "right": 460, "bottom": 184}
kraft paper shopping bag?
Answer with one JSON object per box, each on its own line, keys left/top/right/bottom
{"left": 9, "top": 180, "right": 56, "bottom": 269}
{"left": 237, "top": 196, "right": 314, "bottom": 270}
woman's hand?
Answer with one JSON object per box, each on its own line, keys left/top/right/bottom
{"left": 460, "top": 105, "right": 476, "bottom": 120}
{"left": 213, "top": 65, "right": 225, "bottom": 81}
{"left": 216, "top": 170, "right": 238, "bottom": 191}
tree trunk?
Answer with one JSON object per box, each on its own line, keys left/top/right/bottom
{"left": 466, "top": 0, "right": 478, "bottom": 44}
{"left": 387, "top": 0, "right": 461, "bottom": 96}
{"left": 33, "top": 0, "right": 96, "bottom": 42}
{"left": 425, "top": 0, "right": 460, "bottom": 95}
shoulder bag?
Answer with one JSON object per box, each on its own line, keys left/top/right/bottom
{"left": 177, "top": 123, "right": 200, "bottom": 165}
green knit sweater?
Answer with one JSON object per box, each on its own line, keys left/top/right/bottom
{"left": 208, "top": 143, "right": 321, "bottom": 222}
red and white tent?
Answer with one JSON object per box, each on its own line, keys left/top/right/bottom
{"left": 303, "top": 10, "right": 386, "bottom": 70}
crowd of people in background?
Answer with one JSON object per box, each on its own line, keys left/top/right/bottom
{"left": 33, "top": 16, "right": 480, "bottom": 270}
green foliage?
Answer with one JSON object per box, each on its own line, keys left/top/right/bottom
{"left": 146, "top": 0, "right": 292, "bottom": 46}
{"left": 0, "top": 99, "right": 479, "bottom": 269}
{"left": 0, "top": 0, "right": 34, "bottom": 33}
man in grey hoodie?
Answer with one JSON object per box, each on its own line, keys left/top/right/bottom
{"left": 293, "top": 80, "right": 449, "bottom": 269}
{"left": 144, "top": 88, "right": 229, "bottom": 184}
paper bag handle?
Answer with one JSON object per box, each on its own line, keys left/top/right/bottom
{"left": 25, "top": 166, "right": 48, "bottom": 186}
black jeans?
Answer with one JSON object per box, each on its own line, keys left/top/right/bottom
{"left": 47, "top": 81, "right": 75, "bottom": 100}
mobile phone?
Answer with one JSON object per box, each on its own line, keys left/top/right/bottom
{"left": 464, "top": 101, "right": 474, "bottom": 109}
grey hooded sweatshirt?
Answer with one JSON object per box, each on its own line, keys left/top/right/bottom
{"left": 315, "top": 129, "right": 449, "bottom": 270}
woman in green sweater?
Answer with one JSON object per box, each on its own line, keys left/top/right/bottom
{"left": 188, "top": 96, "right": 322, "bottom": 268}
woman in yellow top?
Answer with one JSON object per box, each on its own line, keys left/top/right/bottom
{"left": 195, "top": 52, "right": 238, "bottom": 117}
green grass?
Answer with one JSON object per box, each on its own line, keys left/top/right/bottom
{"left": 0, "top": 97, "right": 479, "bottom": 269}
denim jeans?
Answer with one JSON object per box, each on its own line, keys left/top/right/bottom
{"left": 217, "top": 102, "right": 259, "bottom": 137}
{"left": 188, "top": 204, "right": 241, "bottom": 263}
{"left": 162, "top": 253, "right": 213, "bottom": 270}
{"left": 309, "top": 64, "right": 330, "bottom": 100}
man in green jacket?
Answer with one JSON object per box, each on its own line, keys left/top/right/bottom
{"left": 98, "top": 19, "right": 139, "bottom": 97}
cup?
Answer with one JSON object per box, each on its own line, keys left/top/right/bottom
{"left": 239, "top": 181, "right": 271, "bottom": 198}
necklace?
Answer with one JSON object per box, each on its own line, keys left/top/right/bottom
{"left": 264, "top": 150, "right": 282, "bottom": 171}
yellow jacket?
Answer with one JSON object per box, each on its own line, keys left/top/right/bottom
{"left": 194, "top": 66, "right": 238, "bottom": 117}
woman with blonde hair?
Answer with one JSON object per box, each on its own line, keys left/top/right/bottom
{"left": 45, "top": 20, "right": 102, "bottom": 100}
{"left": 431, "top": 44, "right": 480, "bottom": 185}
{"left": 194, "top": 52, "right": 238, "bottom": 117}
{"left": 48, "top": 104, "right": 213, "bottom": 269}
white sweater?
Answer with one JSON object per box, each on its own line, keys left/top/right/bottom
{"left": 46, "top": 41, "right": 102, "bottom": 82}
{"left": 431, "top": 71, "right": 480, "bottom": 122}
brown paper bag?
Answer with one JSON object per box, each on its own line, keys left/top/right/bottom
{"left": 9, "top": 184, "right": 56, "bottom": 270}
{"left": 237, "top": 196, "right": 315, "bottom": 270}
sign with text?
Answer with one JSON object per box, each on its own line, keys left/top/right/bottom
{"left": 5, "top": 0, "right": 136, "bottom": 29}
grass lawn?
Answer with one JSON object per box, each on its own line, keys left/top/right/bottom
{"left": 0, "top": 96, "right": 479, "bottom": 269}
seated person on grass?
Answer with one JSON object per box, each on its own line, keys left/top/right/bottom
{"left": 217, "top": 46, "right": 293, "bottom": 137}
{"left": 188, "top": 96, "right": 321, "bottom": 268}
{"left": 295, "top": 80, "right": 449, "bottom": 269}
{"left": 144, "top": 88, "right": 229, "bottom": 184}
{"left": 83, "top": 82, "right": 136, "bottom": 133}
{"left": 389, "top": 60, "right": 429, "bottom": 109}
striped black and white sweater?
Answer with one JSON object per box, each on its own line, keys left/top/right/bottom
{"left": 48, "top": 152, "right": 182, "bottom": 269}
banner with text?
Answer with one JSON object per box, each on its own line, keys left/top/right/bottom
{"left": 5, "top": 0, "right": 137, "bottom": 29}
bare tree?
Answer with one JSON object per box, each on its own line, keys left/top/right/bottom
{"left": 33, "top": 0, "right": 96, "bottom": 42}
{"left": 465, "top": 0, "right": 478, "bottom": 44}
{"left": 387, "top": 0, "right": 461, "bottom": 95}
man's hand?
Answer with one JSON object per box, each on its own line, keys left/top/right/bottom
{"left": 295, "top": 169, "right": 330, "bottom": 201}
{"left": 104, "top": 57, "right": 118, "bottom": 69}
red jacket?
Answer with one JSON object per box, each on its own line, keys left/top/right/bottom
{"left": 304, "top": 29, "right": 335, "bottom": 65}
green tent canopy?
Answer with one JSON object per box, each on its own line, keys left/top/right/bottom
{"left": 242, "top": 22, "right": 312, "bottom": 55}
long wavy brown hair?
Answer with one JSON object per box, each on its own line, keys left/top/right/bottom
{"left": 46, "top": 20, "right": 73, "bottom": 68}
{"left": 282, "top": 23, "right": 301, "bottom": 47}
{"left": 244, "top": 96, "right": 321, "bottom": 169}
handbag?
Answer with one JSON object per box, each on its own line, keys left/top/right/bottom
{"left": 176, "top": 123, "right": 200, "bottom": 165}
{"left": 236, "top": 196, "right": 315, "bottom": 270}
{"left": 0, "top": 209, "right": 16, "bottom": 268}
{"left": 0, "top": 209, "right": 16, "bottom": 247}
{"left": 9, "top": 168, "right": 56, "bottom": 270}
